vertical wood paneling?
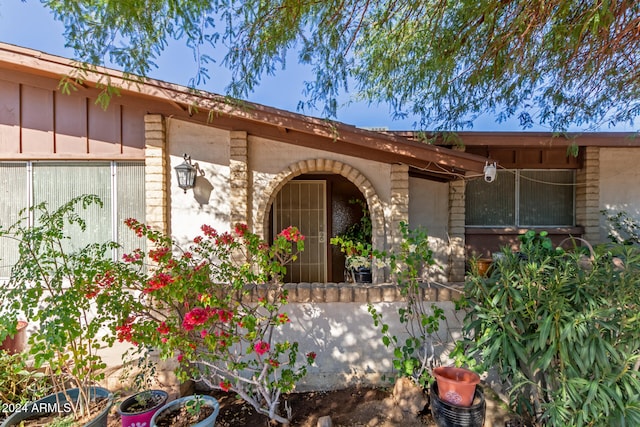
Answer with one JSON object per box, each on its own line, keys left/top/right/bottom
{"left": 0, "top": 79, "right": 20, "bottom": 154}
{"left": 21, "top": 85, "right": 54, "bottom": 154}
{"left": 55, "top": 93, "right": 88, "bottom": 154}
{"left": 121, "top": 105, "right": 145, "bottom": 155}
{"left": 88, "top": 99, "right": 121, "bottom": 155}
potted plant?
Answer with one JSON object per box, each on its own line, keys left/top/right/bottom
{"left": 330, "top": 198, "right": 373, "bottom": 283}
{"left": 118, "top": 389, "right": 169, "bottom": 427}
{"left": 0, "top": 320, "right": 28, "bottom": 355}
{"left": 0, "top": 195, "right": 124, "bottom": 426}
{"left": 150, "top": 394, "right": 219, "bottom": 427}
{"left": 105, "top": 221, "right": 316, "bottom": 425}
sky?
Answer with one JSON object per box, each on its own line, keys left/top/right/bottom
{"left": 0, "top": 2, "right": 636, "bottom": 133}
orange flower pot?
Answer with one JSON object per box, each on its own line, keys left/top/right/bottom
{"left": 1, "top": 320, "right": 27, "bottom": 354}
{"left": 433, "top": 366, "right": 481, "bottom": 407}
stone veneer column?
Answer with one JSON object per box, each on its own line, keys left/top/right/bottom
{"left": 229, "top": 131, "right": 250, "bottom": 228}
{"left": 576, "top": 146, "right": 600, "bottom": 243}
{"left": 389, "top": 164, "right": 410, "bottom": 251}
{"left": 448, "top": 179, "right": 466, "bottom": 282}
{"left": 144, "top": 115, "right": 168, "bottom": 234}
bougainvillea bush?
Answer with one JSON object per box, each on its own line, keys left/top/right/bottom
{"left": 109, "top": 220, "right": 315, "bottom": 425}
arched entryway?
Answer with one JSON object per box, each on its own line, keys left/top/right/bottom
{"left": 254, "top": 159, "right": 386, "bottom": 283}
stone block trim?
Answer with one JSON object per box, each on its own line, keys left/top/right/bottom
{"left": 448, "top": 180, "right": 466, "bottom": 282}
{"left": 144, "top": 114, "right": 168, "bottom": 234}
{"left": 230, "top": 131, "right": 250, "bottom": 227}
{"left": 241, "top": 282, "right": 464, "bottom": 304}
{"left": 390, "top": 164, "right": 409, "bottom": 249}
{"left": 576, "top": 147, "right": 600, "bottom": 243}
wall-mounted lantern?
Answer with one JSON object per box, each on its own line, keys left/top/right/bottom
{"left": 174, "top": 154, "right": 197, "bottom": 193}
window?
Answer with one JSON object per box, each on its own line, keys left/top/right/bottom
{"left": 0, "top": 161, "right": 145, "bottom": 277}
{"left": 466, "top": 170, "right": 575, "bottom": 227}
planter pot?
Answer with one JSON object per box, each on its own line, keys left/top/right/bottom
{"left": 0, "top": 386, "right": 113, "bottom": 427}
{"left": 150, "top": 395, "right": 219, "bottom": 427}
{"left": 1, "top": 320, "right": 27, "bottom": 354}
{"left": 430, "top": 381, "right": 485, "bottom": 427}
{"left": 433, "top": 366, "right": 480, "bottom": 407}
{"left": 351, "top": 267, "right": 372, "bottom": 283}
{"left": 119, "top": 389, "right": 169, "bottom": 427}
{"left": 475, "top": 258, "right": 493, "bottom": 277}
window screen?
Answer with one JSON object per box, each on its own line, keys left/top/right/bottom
{"left": 466, "top": 170, "right": 575, "bottom": 227}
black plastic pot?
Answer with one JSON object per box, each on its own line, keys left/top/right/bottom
{"left": 352, "top": 267, "right": 372, "bottom": 283}
{"left": 430, "top": 381, "right": 485, "bottom": 427}
{"left": 0, "top": 386, "right": 113, "bottom": 427}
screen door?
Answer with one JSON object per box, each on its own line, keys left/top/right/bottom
{"left": 273, "top": 180, "right": 327, "bottom": 282}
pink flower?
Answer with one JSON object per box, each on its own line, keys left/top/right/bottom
{"left": 177, "top": 354, "right": 184, "bottom": 363}
{"left": 219, "top": 381, "right": 231, "bottom": 392}
{"left": 200, "top": 329, "right": 209, "bottom": 338}
{"left": 183, "top": 307, "right": 210, "bottom": 331}
{"left": 254, "top": 341, "right": 270, "bottom": 355}
{"left": 278, "top": 226, "right": 305, "bottom": 242}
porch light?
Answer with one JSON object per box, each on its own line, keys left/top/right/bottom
{"left": 174, "top": 154, "right": 197, "bottom": 193}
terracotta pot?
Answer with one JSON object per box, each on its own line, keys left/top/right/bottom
{"left": 1, "top": 320, "right": 27, "bottom": 354}
{"left": 475, "top": 259, "right": 493, "bottom": 277}
{"left": 433, "top": 366, "right": 480, "bottom": 407}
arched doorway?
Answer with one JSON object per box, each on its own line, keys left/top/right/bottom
{"left": 269, "top": 173, "right": 369, "bottom": 282}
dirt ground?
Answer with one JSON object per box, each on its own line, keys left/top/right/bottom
{"left": 105, "top": 385, "right": 468, "bottom": 427}
{"left": 2, "top": 383, "right": 513, "bottom": 427}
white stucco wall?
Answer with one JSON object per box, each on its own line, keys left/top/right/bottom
{"left": 276, "top": 301, "right": 463, "bottom": 391}
{"left": 408, "top": 177, "right": 450, "bottom": 282}
{"left": 598, "top": 148, "right": 640, "bottom": 242}
{"left": 166, "top": 119, "right": 232, "bottom": 241}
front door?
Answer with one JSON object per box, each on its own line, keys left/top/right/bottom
{"left": 272, "top": 180, "right": 327, "bottom": 282}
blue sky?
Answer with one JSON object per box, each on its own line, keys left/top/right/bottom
{"left": 0, "top": 2, "right": 635, "bottom": 132}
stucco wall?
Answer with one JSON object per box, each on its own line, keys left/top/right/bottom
{"left": 598, "top": 148, "right": 640, "bottom": 242}
{"left": 408, "top": 177, "right": 451, "bottom": 282}
{"left": 274, "top": 301, "right": 463, "bottom": 391}
{"left": 166, "top": 119, "right": 232, "bottom": 242}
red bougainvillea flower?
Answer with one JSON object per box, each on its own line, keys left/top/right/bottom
{"left": 177, "top": 354, "right": 184, "bottom": 363}
{"left": 254, "top": 341, "right": 270, "bottom": 355}
{"left": 213, "top": 309, "right": 233, "bottom": 323}
{"left": 306, "top": 352, "right": 317, "bottom": 363}
{"left": 234, "top": 223, "right": 248, "bottom": 237}
{"left": 215, "top": 232, "right": 234, "bottom": 245}
{"left": 277, "top": 313, "right": 290, "bottom": 324}
{"left": 200, "top": 329, "right": 209, "bottom": 338}
{"left": 144, "top": 272, "right": 174, "bottom": 293}
{"left": 183, "top": 307, "right": 211, "bottom": 331}
{"left": 219, "top": 381, "right": 232, "bottom": 392}
{"left": 149, "top": 246, "right": 170, "bottom": 262}
{"left": 268, "top": 359, "right": 280, "bottom": 368}
{"left": 278, "top": 226, "right": 305, "bottom": 242}
{"left": 201, "top": 224, "right": 217, "bottom": 238}
{"left": 157, "top": 322, "right": 170, "bottom": 335}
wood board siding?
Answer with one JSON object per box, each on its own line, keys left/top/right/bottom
{"left": 0, "top": 72, "right": 145, "bottom": 160}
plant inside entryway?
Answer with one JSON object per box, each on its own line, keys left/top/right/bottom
{"left": 331, "top": 198, "right": 373, "bottom": 282}
{"left": 462, "top": 229, "right": 640, "bottom": 426}
{"left": 108, "top": 220, "right": 316, "bottom": 425}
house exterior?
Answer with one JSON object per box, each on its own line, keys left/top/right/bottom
{"left": 1, "top": 42, "right": 638, "bottom": 390}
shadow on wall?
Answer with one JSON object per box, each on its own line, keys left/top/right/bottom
{"left": 277, "top": 301, "right": 465, "bottom": 391}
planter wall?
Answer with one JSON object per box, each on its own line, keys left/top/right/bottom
{"left": 0, "top": 386, "right": 113, "bottom": 427}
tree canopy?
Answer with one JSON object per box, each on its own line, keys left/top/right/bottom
{"left": 43, "top": 0, "right": 639, "bottom": 131}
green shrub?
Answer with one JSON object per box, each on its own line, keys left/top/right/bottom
{"left": 463, "top": 230, "right": 640, "bottom": 426}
